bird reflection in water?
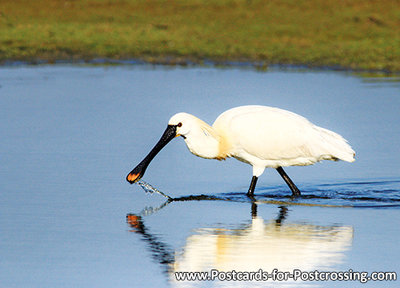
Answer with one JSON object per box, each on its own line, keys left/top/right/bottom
{"left": 127, "top": 198, "right": 353, "bottom": 285}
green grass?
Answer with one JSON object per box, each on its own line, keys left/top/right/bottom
{"left": 1, "top": 0, "right": 399, "bottom": 72}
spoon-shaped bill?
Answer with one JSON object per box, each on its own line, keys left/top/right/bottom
{"left": 126, "top": 125, "right": 177, "bottom": 184}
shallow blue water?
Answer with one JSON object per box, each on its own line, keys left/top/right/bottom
{"left": 136, "top": 178, "right": 400, "bottom": 208}
{"left": 0, "top": 65, "right": 399, "bottom": 287}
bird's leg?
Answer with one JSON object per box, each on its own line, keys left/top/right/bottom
{"left": 251, "top": 202, "right": 258, "bottom": 218}
{"left": 247, "top": 176, "right": 258, "bottom": 197}
{"left": 276, "top": 167, "right": 301, "bottom": 197}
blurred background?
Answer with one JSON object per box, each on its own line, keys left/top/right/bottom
{"left": 1, "top": 0, "right": 399, "bottom": 72}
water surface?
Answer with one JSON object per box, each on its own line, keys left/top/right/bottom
{"left": 0, "top": 65, "right": 399, "bottom": 287}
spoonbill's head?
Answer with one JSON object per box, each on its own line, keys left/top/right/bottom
{"left": 126, "top": 113, "right": 192, "bottom": 184}
{"left": 168, "top": 112, "right": 200, "bottom": 138}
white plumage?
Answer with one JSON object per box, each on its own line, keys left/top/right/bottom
{"left": 214, "top": 106, "right": 354, "bottom": 170}
{"left": 171, "top": 217, "right": 353, "bottom": 275}
{"left": 127, "top": 105, "right": 355, "bottom": 196}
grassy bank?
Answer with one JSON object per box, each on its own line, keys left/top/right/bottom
{"left": 1, "top": 0, "right": 399, "bottom": 72}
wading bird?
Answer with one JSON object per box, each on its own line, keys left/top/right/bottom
{"left": 126, "top": 105, "right": 355, "bottom": 197}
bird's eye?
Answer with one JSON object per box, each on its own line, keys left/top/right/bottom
{"left": 177, "top": 122, "right": 182, "bottom": 127}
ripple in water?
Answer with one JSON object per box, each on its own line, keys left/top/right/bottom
{"left": 238, "top": 179, "right": 400, "bottom": 208}
{"left": 135, "top": 178, "right": 400, "bottom": 209}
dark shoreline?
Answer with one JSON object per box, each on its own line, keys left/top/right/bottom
{"left": 1, "top": 57, "right": 399, "bottom": 76}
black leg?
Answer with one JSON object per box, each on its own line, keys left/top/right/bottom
{"left": 276, "top": 167, "right": 301, "bottom": 197}
{"left": 251, "top": 202, "right": 257, "bottom": 218}
{"left": 247, "top": 176, "right": 258, "bottom": 197}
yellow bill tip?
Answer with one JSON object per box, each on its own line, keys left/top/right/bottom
{"left": 126, "top": 172, "right": 140, "bottom": 183}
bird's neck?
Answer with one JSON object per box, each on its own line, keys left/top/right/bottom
{"left": 183, "top": 121, "right": 229, "bottom": 160}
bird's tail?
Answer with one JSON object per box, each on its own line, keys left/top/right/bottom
{"left": 315, "top": 127, "right": 355, "bottom": 162}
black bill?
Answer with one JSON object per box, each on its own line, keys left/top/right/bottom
{"left": 126, "top": 125, "right": 177, "bottom": 184}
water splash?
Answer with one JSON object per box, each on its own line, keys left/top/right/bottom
{"left": 136, "top": 179, "right": 172, "bottom": 200}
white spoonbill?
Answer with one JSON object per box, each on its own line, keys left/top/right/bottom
{"left": 126, "top": 105, "right": 355, "bottom": 197}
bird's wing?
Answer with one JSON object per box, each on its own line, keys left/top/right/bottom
{"left": 227, "top": 107, "right": 318, "bottom": 161}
